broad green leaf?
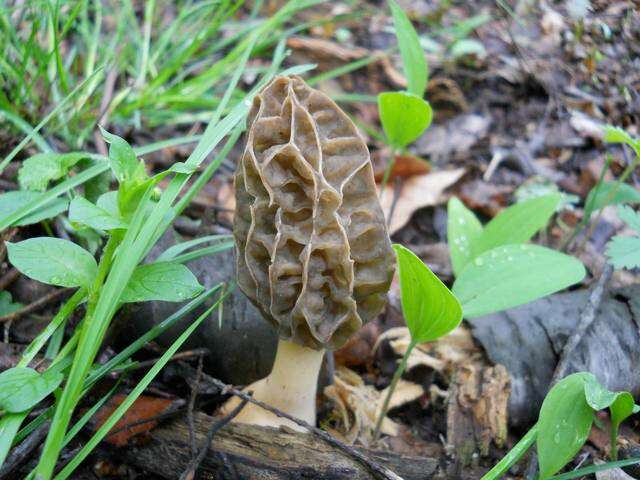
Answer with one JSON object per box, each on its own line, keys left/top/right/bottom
{"left": 453, "top": 244, "right": 586, "bottom": 318}
{"left": 387, "top": 0, "right": 428, "bottom": 96}
{"left": 378, "top": 91, "right": 433, "bottom": 149}
{"left": 99, "top": 127, "right": 145, "bottom": 183}
{"left": 475, "top": 194, "right": 561, "bottom": 254}
{"left": 617, "top": 204, "right": 640, "bottom": 233}
{"left": 585, "top": 182, "right": 640, "bottom": 214}
{"left": 0, "top": 291, "right": 22, "bottom": 316}
{"left": 120, "top": 262, "right": 204, "bottom": 303}
{"left": 603, "top": 125, "right": 640, "bottom": 156}
{"left": 393, "top": 244, "right": 462, "bottom": 343}
{"left": 18, "top": 152, "right": 87, "bottom": 191}
{"left": 96, "top": 191, "right": 120, "bottom": 218}
{"left": 583, "top": 373, "right": 618, "bottom": 410}
{"left": 0, "top": 191, "right": 68, "bottom": 227}
{"left": 68, "top": 197, "right": 126, "bottom": 231}
{"left": 7, "top": 237, "right": 98, "bottom": 288}
{"left": 606, "top": 236, "right": 640, "bottom": 269}
{"left": 447, "top": 198, "right": 483, "bottom": 277}
{"left": 0, "top": 367, "right": 63, "bottom": 413}
{"left": 537, "top": 373, "right": 594, "bottom": 479}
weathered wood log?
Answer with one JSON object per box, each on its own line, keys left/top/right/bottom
{"left": 122, "top": 412, "right": 440, "bottom": 479}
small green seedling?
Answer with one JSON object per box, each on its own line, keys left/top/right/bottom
{"left": 482, "top": 373, "right": 640, "bottom": 480}
{"left": 373, "top": 244, "right": 462, "bottom": 440}
{"left": 447, "top": 195, "right": 586, "bottom": 317}
{"left": 606, "top": 205, "right": 640, "bottom": 269}
{"left": 378, "top": 0, "right": 433, "bottom": 190}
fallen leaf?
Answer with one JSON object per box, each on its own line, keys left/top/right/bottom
{"left": 413, "top": 114, "right": 491, "bottom": 158}
{"left": 92, "top": 394, "right": 177, "bottom": 447}
{"left": 373, "top": 154, "right": 431, "bottom": 182}
{"left": 380, "top": 168, "right": 465, "bottom": 234}
{"left": 324, "top": 366, "right": 423, "bottom": 445}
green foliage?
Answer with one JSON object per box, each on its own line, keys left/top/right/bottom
{"left": 120, "top": 262, "right": 204, "bottom": 303}
{"left": 585, "top": 182, "right": 640, "bottom": 213}
{"left": 447, "top": 198, "right": 483, "bottom": 277}
{"left": 387, "top": 0, "right": 428, "bottom": 97}
{"left": 474, "top": 194, "right": 562, "bottom": 254}
{"left": 606, "top": 205, "right": 640, "bottom": 269}
{"left": 0, "top": 191, "right": 68, "bottom": 227}
{"left": 393, "top": 244, "right": 462, "bottom": 342}
{"left": 18, "top": 152, "right": 87, "bottom": 191}
{"left": 452, "top": 244, "right": 586, "bottom": 318}
{"left": 99, "top": 127, "right": 145, "bottom": 184}
{"left": 68, "top": 197, "right": 126, "bottom": 232}
{"left": 7, "top": 238, "right": 98, "bottom": 289}
{"left": 0, "top": 292, "right": 22, "bottom": 317}
{"left": 0, "top": 367, "right": 63, "bottom": 413}
{"left": 378, "top": 91, "right": 433, "bottom": 149}
{"left": 603, "top": 125, "right": 640, "bottom": 157}
{"left": 537, "top": 373, "right": 594, "bottom": 479}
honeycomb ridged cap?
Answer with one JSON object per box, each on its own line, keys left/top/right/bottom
{"left": 234, "top": 76, "right": 395, "bottom": 350}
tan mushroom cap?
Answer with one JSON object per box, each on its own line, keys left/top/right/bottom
{"left": 234, "top": 76, "right": 395, "bottom": 350}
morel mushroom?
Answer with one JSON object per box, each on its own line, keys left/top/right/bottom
{"left": 226, "top": 76, "right": 395, "bottom": 429}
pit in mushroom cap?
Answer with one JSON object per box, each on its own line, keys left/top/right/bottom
{"left": 234, "top": 75, "right": 395, "bottom": 350}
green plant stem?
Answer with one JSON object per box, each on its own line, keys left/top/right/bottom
{"left": 480, "top": 424, "right": 537, "bottom": 480}
{"left": 611, "top": 423, "right": 619, "bottom": 461}
{"left": 372, "top": 339, "right": 416, "bottom": 441}
{"left": 379, "top": 148, "right": 398, "bottom": 202}
{"left": 35, "top": 233, "right": 122, "bottom": 479}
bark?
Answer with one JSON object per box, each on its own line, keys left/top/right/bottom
{"left": 122, "top": 412, "right": 440, "bottom": 480}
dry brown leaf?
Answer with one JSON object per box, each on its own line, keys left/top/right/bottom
{"left": 373, "top": 154, "right": 431, "bottom": 182}
{"left": 380, "top": 168, "right": 465, "bottom": 234}
{"left": 92, "top": 394, "right": 176, "bottom": 447}
{"left": 324, "top": 366, "right": 423, "bottom": 445}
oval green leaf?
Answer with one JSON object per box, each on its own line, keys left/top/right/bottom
{"left": 537, "top": 373, "right": 594, "bottom": 479}
{"left": 393, "top": 244, "right": 462, "bottom": 343}
{"left": 7, "top": 237, "right": 98, "bottom": 288}
{"left": 0, "top": 367, "right": 63, "bottom": 413}
{"left": 387, "top": 0, "right": 428, "bottom": 97}
{"left": 0, "top": 191, "right": 68, "bottom": 227}
{"left": 453, "top": 244, "right": 586, "bottom": 318}
{"left": 378, "top": 91, "right": 433, "bottom": 149}
{"left": 476, "top": 194, "right": 562, "bottom": 255}
{"left": 447, "top": 198, "right": 483, "bottom": 277}
{"left": 120, "top": 262, "right": 204, "bottom": 303}
{"left": 69, "top": 197, "right": 126, "bottom": 231}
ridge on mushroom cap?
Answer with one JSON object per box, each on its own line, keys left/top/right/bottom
{"left": 234, "top": 75, "right": 395, "bottom": 350}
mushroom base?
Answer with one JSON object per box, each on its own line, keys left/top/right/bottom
{"left": 221, "top": 338, "right": 325, "bottom": 431}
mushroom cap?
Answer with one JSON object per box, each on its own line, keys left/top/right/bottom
{"left": 234, "top": 76, "right": 395, "bottom": 350}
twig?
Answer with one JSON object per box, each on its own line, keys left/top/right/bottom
{"left": 187, "top": 355, "right": 205, "bottom": 456}
{"left": 550, "top": 264, "right": 614, "bottom": 384}
{"left": 0, "top": 268, "right": 20, "bottom": 291}
{"left": 179, "top": 398, "right": 249, "bottom": 480}
{"left": 0, "top": 288, "right": 73, "bottom": 323}
{"left": 204, "top": 376, "right": 403, "bottom": 480}
{"left": 0, "top": 421, "right": 50, "bottom": 479}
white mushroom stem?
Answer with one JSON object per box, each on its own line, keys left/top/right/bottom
{"left": 223, "top": 338, "right": 325, "bottom": 431}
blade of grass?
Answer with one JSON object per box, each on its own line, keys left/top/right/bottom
{"left": 53, "top": 301, "right": 221, "bottom": 480}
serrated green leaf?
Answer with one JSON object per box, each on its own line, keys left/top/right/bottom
{"left": 68, "top": 197, "right": 126, "bottom": 231}
{"left": 537, "top": 373, "right": 594, "bottom": 480}
{"left": 393, "top": 244, "right": 462, "bottom": 343}
{"left": 120, "top": 262, "right": 204, "bottom": 303}
{"left": 99, "top": 127, "right": 145, "bottom": 183}
{"left": 447, "top": 198, "right": 483, "bottom": 277}
{"left": 387, "top": 0, "right": 428, "bottom": 96}
{"left": 0, "top": 291, "right": 22, "bottom": 316}
{"left": 606, "top": 235, "right": 640, "bottom": 269}
{"left": 453, "top": 244, "right": 586, "bottom": 318}
{"left": 0, "top": 367, "right": 63, "bottom": 413}
{"left": 475, "top": 194, "right": 561, "bottom": 254}
{"left": 0, "top": 191, "right": 68, "bottom": 227}
{"left": 378, "top": 91, "right": 432, "bottom": 149}
{"left": 585, "top": 182, "right": 640, "bottom": 214}
{"left": 18, "top": 152, "right": 87, "bottom": 191}
{"left": 7, "top": 237, "right": 98, "bottom": 288}
{"left": 617, "top": 204, "right": 640, "bottom": 233}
